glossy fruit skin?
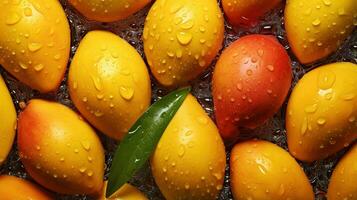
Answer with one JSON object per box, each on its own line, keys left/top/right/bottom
{"left": 68, "top": 31, "right": 151, "bottom": 140}
{"left": 68, "top": 0, "right": 151, "bottom": 22}
{"left": 213, "top": 35, "right": 292, "bottom": 143}
{"left": 327, "top": 144, "right": 357, "bottom": 200}
{"left": 0, "top": 175, "right": 53, "bottom": 200}
{"left": 151, "top": 94, "right": 226, "bottom": 200}
{"left": 98, "top": 182, "right": 147, "bottom": 200}
{"left": 286, "top": 62, "right": 357, "bottom": 162}
{"left": 0, "top": 75, "right": 16, "bottom": 166}
{"left": 18, "top": 99, "right": 105, "bottom": 195}
{"left": 285, "top": 0, "right": 357, "bottom": 64}
{"left": 106, "top": 88, "right": 190, "bottom": 197}
{"left": 0, "top": 0, "right": 70, "bottom": 93}
{"left": 222, "top": 0, "right": 281, "bottom": 27}
{"left": 143, "top": 0, "right": 224, "bottom": 87}
{"left": 230, "top": 140, "right": 314, "bottom": 200}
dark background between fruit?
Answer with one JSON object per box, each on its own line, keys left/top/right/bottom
{"left": 0, "top": 0, "right": 356, "bottom": 199}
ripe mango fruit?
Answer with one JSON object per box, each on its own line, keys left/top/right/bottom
{"left": 0, "top": 74, "right": 16, "bottom": 166}
{"left": 143, "top": 0, "right": 224, "bottom": 87}
{"left": 286, "top": 62, "right": 357, "bottom": 162}
{"left": 69, "top": 30, "right": 151, "bottom": 140}
{"left": 285, "top": 0, "right": 357, "bottom": 64}
{"left": 151, "top": 94, "right": 226, "bottom": 200}
{"left": 18, "top": 99, "right": 105, "bottom": 195}
{"left": 0, "top": 0, "right": 70, "bottom": 92}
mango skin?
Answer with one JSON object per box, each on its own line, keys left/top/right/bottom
{"left": 98, "top": 182, "right": 147, "bottom": 200}
{"left": 327, "top": 144, "right": 357, "bottom": 200}
{"left": 18, "top": 99, "right": 105, "bottom": 195}
{"left": 0, "top": 75, "right": 16, "bottom": 166}
{"left": 143, "top": 0, "right": 224, "bottom": 87}
{"left": 285, "top": 0, "right": 357, "bottom": 64}
{"left": 0, "top": 0, "right": 70, "bottom": 93}
{"left": 286, "top": 62, "right": 357, "bottom": 162}
{"left": 230, "top": 140, "right": 314, "bottom": 200}
{"left": 222, "top": 0, "right": 281, "bottom": 27}
{"left": 69, "top": 0, "right": 151, "bottom": 22}
{"left": 151, "top": 94, "right": 226, "bottom": 200}
{"left": 69, "top": 30, "right": 151, "bottom": 140}
{"left": 0, "top": 175, "right": 53, "bottom": 200}
{"left": 213, "top": 35, "right": 292, "bottom": 143}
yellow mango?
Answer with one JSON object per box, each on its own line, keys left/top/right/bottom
{"left": 151, "top": 94, "right": 226, "bottom": 200}
{"left": 0, "top": 0, "right": 70, "bottom": 92}
{"left": 230, "top": 140, "right": 314, "bottom": 200}
{"left": 0, "top": 74, "right": 16, "bottom": 166}
{"left": 285, "top": 0, "right": 357, "bottom": 64}
{"left": 327, "top": 144, "right": 357, "bottom": 200}
{"left": 286, "top": 62, "right": 357, "bottom": 162}
{"left": 143, "top": 0, "right": 224, "bottom": 87}
{"left": 68, "top": 30, "right": 151, "bottom": 140}
{"left": 69, "top": 0, "right": 151, "bottom": 22}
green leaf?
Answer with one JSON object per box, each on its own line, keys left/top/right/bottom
{"left": 106, "top": 87, "right": 191, "bottom": 197}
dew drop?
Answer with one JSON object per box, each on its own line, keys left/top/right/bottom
{"left": 24, "top": 7, "right": 32, "bottom": 16}
{"left": 81, "top": 141, "right": 91, "bottom": 151}
{"left": 312, "top": 19, "right": 321, "bottom": 26}
{"left": 176, "top": 32, "right": 192, "bottom": 45}
{"left": 119, "top": 86, "right": 134, "bottom": 100}
{"left": 91, "top": 76, "right": 103, "bottom": 91}
{"left": 28, "top": 43, "right": 43, "bottom": 52}
{"left": 34, "top": 64, "right": 44, "bottom": 72}
{"left": 6, "top": 12, "right": 21, "bottom": 25}
{"left": 317, "top": 118, "right": 326, "bottom": 125}
{"left": 266, "top": 65, "right": 274, "bottom": 72}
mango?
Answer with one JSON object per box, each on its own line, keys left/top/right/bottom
{"left": 17, "top": 99, "right": 105, "bottom": 195}
{"left": 0, "top": 175, "right": 53, "bottom": 200}
{"left": 0, "top": 0, "right": 70, "bottom": 93}
{"left": 143, "top": 0, "right": 224, "bottom": 87}
{"left": 230, "top": 140, "right": 314, "bottom": 200}
{"left": 98, "top": 182, "right": 147, "bottom": 200}
{"left": 222, "top": 0, "right": 282, "bottom": 27}
{"left": 69, "top": 0, "right": 151, "bottom": 22}
{"left": 0, "top": 74, "right": 16, "bottom": 166}
{"left": 69, "top": 30, "right": 151, "bottom": 140}
{"left": 285, "top": 0, "right": 357, "bottom": 64}
{"left": 286, "top": 62, "right": 357, "bottom": 162}
{"left": 151, "top": 94, "right": 226, "bottom": 200}
{"left": 327, "top": 144, "right": 357, "bottom": 200}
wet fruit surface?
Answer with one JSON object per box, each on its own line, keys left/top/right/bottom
{"left": 230, "top": 140, "right": 314, "bottom": 200}
{"left": 151, "top": 94, "right": 226, "bottom": 200}
{"left": 69, "top": 30, "right": 151, "bottom": 140}
{"left": 17, "top": 100, "right": 105, "bottom": 195}
{"left": 327, "top": 144, "right": 357, "bottom": 200}
{"left": 69, "top": 0, "right": 151, "bottom": 22}
{"left": 0, "top": 0, "right": 71, "bottom": 93}
{"left": 0, "top": 0, "right": 356, "bottom": 199}
{"left": 222, "top": 0, "right": 282, "bottom": 27}
{"left": 0, "top": 75, "right": 16, "bottom": 166}
{"left": 285, "top": 0, "right": 357, "bottom": 64}
{"left": 286, "top": 62, "right": 357, "bottom": 162}
{"left": 0, "top": 175, "right": 53, "bottom": 200}
{"left": 143, "top": 0, "right": 224, "bottom": 87}
{"left": 213, "top": 34, "right": 292, "bottom": 143}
